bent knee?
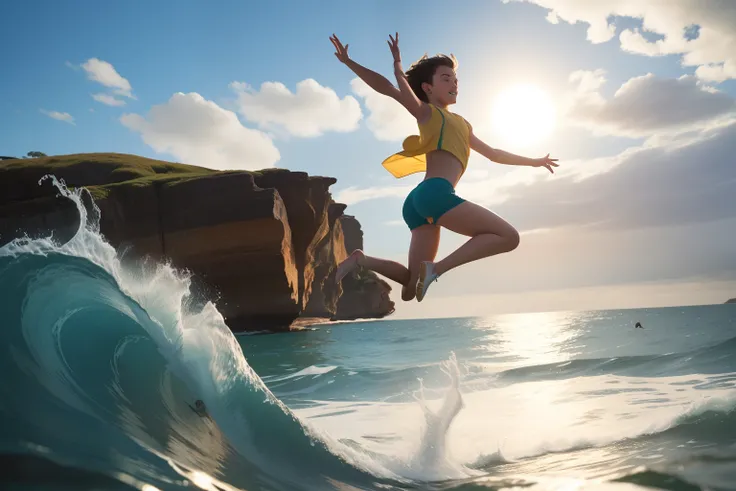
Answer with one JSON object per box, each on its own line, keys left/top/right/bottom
{"left": 505, "top": 228, "right": 520, "bottom": 251}
{"left": 479, "top": 227, "right": 520, "bottom": 251}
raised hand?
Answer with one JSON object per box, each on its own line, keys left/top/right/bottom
{"left": 387, "top": 32, "right": 401, "bottom": 63}
{"left": 535, "top": 153, "right": 559, "bottom": 174}
{"left": 330, "top": 34, "right": 350, "bottom": 64}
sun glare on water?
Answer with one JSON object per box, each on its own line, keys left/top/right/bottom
{"left": 491, "top": 84, "right": 557, "bottom": 148}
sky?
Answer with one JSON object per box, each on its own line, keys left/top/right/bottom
{"left": 2, "top": 0, "right": 736, "bottom": 319}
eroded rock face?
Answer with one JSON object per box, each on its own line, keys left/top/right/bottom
{"left": 339, "top": 215, "right": 363, "bottom": 253}
{"left": 0, "top": 153, "right": 395, "bottom": 331}
{"left": 154, "top": 173, "right": 300, "bottom": 331}
{"left": 0, "top": 192, "right": 80, "bottom": 247}
{"left": 301, "top": 206, "right": 397, "bottom": 322}
{"left": 303, "top": 202, "right": 348, "bottom": 318}
{"left": 251, "top": 170, "right": 336, "bottom": 311}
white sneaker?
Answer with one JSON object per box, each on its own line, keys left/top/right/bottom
{"left": 416, "top": 261, "right": 439, "bottom": 302}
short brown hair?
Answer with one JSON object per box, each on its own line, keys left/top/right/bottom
{"left": 405, "top": 54, "right": 458, "bottom": 102}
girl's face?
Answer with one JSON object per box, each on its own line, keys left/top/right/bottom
{"left": 426, "top": 65, "right": 458, "bottom": 106}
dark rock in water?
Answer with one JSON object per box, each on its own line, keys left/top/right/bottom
{"left": 0, "top": 153, "right": 394, "bottom": 331}
{"left": 334, "top": 269, "right": 395, "bottom": 321}
{"left": 726, "top": 298, "right": 736, "bottom": 304}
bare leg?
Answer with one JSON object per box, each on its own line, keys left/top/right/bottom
{"left": 362, "top": 254, "right": 411, "bottom": 285}
{"left": 336, "top": 249, "right": 410, "bottom": 285}
{"left": 335, "top": 224, "right": 440, "bottom": 301}
{"left": 402, "top": 224, "right": 441, "bottom": 301}
{"left": 434, "top": 201, "right": 520, "bottom": 276}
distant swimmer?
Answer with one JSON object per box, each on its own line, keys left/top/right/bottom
{"left": 188, "top": 399, "right": 209, "bottom": 418}
{"left": 635, "top": 322, "right": 644, "bottom": 329}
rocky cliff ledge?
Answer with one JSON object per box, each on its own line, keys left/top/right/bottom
{"left": 0, "top": 153, "right": 394, "bottom": 331}
{"left": 726, "top": 299, "right": 736, "bottom": 304}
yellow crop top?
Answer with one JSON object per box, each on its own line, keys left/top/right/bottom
{"left": 381, "top": 104, "right": 471, "bottom": 179}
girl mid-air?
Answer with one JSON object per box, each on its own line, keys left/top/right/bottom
{"left": 331, "top": 33, "right": 558, "bottom": 303}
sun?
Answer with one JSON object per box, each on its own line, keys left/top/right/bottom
{"left": 491, "top": 84, "right": 557, "bottom": 147}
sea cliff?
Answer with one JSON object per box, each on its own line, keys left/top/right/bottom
{"left": 0, "top": 153, "right": 394, "bottom": 331}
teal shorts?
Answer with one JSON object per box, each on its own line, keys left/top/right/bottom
{"left": 402, "top": 177, "right": 466, "bottom": 230}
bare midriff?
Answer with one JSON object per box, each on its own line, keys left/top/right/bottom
{"left": 423, "top": 149, "right": 465, "bottom": 187}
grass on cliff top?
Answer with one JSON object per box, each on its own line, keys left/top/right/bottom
{"left": 0, "top": 152, "right": 291, "bottom": 200}
{"left": 0, "top": 152, "right": 212, "bottom": 176}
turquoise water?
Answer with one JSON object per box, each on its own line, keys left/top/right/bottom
{"left": 242, "top": 307, "right": 736, "bottom": 489}
{"left": 2, "top": 177, "right": 736, "bottom": 490}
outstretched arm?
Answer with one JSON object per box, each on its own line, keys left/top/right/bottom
{"left": 470, "top": 131, "right": 559, "bottom": 173}
{"left": 388, "top": 33, "right": 430, "bottom": 122}
{"left": 330, "top": 33, "right": 429, "bottom": 122}
{"left": 330, "top": 34, "right": 398, "bottom": 98}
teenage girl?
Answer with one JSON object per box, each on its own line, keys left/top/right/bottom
{"left": 331, "top": 33, "right": 558, "bottom": 302}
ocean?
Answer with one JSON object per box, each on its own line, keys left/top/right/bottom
{"left": 2, "top": 177, "right": 736, "bottom": 491}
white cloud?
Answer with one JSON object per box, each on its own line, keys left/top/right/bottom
{"left": 456, "top": 165, "right": 545, "bottom": 207}
{"left": 120, "top": 92, "right": 280, "bottom": 171}
{"left": 619, "top": 28, "right": 665, "bottom": 57}
{"left": 40, "top": 109, "right": 75, "bottom": 125}
{"left": 520, "top": 227, "right": 552, "bottom": 236}
{"left": 385, "top": 220, "right": 405, "bottom": 226}
{"left": 503, "top": 0, "right": 736, "bottom": 82}
{"left": 490, "top": 119, "right": 736, "bottom": 232}
{"left": 569, "top": 69, "right": 606, "bottom": 94}
{"left": 230, "top": 78, "right": 362, "bottom": 138}
{"left": 81, "top": 58, "right": 135, "bottom": 99}
{"left": 350, "top": 78, "right": 416, "bottom": 141}
{"left": 564, "top": 70, "right": 736, "bottom": 137}
{"left": 334, "top": 183, "right": 414, "bottom": 205}
{"left": 92, "top": 93, "right": 126, "bottom": 107}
